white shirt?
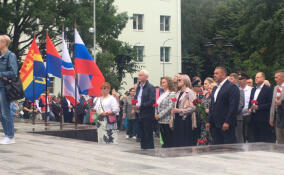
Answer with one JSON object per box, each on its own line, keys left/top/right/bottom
{"left": 241, "top": 85, "right": 252, "bottom": 116}
{"left": 253, "top": 83, "right": 264, "bottom": 100}
{"left": 66, "top": 99, "right": 72, "bottom": 112}
{"left": 94, "top": 95, "right": 120, "bottom": 115}
{"left": 214, "top": 78, "right": 228, "bottom": 102}
{"left": 137, "top": 84, "right": 144, "bottom": 106}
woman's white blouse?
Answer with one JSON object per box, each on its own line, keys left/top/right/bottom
{"left": 94, "top": 95, "right": 120, "bottom": 115}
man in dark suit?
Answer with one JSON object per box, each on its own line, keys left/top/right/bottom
{"left": 61, "top": 97, "right": 74, "bottom": 123}
{"left": 206, "top": 67, "right": 240, "bottom": 144}
{"left": 249, "top": 72, "right": 273, "bottom": 142}
{"left": 134, "top": 70, "right": 156, "bottom": 149}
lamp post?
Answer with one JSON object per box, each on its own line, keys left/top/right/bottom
{"left": 204, "top": 35, "right": 233, "bottom": 69}
{"left": 162, "top": 38, "right": 172, "bottom": 77}
{"left": 88, "top": 0, "right": 96, "bottom": 62}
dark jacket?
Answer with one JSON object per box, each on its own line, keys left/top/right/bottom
{"left": 0, "top": 50, "right": 18, "bottom": 87}
{"left": 61, "top": 97, "right": 73, "bottom": 113}
{"left": 134, "top": 80, "right": 155, "bottom": 118}
{"left": 209, "top": 80, "right": 240, "bottom": 128}
{"left": 249, "top": 84, "right": 273, "bottom": 122}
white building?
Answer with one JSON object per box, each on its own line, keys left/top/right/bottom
{"left": 114, "top": 0, "right": 182, "bottom": 92}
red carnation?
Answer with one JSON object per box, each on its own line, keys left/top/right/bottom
{"left": 193, "top": 99, "right": 198, "bottom": 105}
{"left": 153, "top": 103, "right": 158, "bottom": 107}
{"left": 203, "top": 138, "right": 208, "bottom": 143}
{"left": 251, "top": 100, "right": 258, "bottom": 105}
{"left": 277, "top": 88, "right": 282, "bottom": 93}
{"left": 171, "top": 97, "right": 177, "bottom": 102}
{"left": 197, "top": 139, "right": 202, "bottom": 144}
{"left": 131, "top": 99, "right": 138, "bottom": 105}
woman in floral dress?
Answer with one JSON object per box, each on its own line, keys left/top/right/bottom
{"left": 94, "top": 82, "right": 120, "bottom": 144}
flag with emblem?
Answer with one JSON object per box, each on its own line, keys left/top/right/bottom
{"left": 20, "top": 38, "right": 49, "bottom": 100}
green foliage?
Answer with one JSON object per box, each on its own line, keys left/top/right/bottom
{"left": 182, "top": 0, "right": 284, "bottom": 84}
{"left": 0, "top": 0, "right": 139, "bottom": 90}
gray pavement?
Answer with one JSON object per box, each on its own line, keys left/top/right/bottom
{"left": 0, "top": 121, "right": 284, "bottom": 175}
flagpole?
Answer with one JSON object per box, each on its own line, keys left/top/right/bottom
{"left": 32, "top": 33, "right": 36, "bottom": 127}
{"left": 45, "top": 29, "right": 48, "bottom": 128}
{"left": 60, "top": 25, "right": 64, "bottom": 130}
{"left": 74, "top": 22, "right": 78, "bottom": 129}
{"left": 32, "top": 76, "right": 35, "bottom": 126}
{"left": 93, "top": 0, "right": 96, "bottom": 62}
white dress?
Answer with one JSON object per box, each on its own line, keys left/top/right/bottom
{"left": 94, "top": 95, "right": 120, "bottom": 144}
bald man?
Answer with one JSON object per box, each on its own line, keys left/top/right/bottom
{"left": 249, "top": 72, "right": 273, "bottom": 142}
{"left": 0, "top": 35, "right": 18, "bottom": 144}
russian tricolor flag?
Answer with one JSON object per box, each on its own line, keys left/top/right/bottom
{"left": 62, "top": 32, "right": 79, "bottom": 105}
{"left": 46, "top": 31, "right": 62, "bottom": 78}
{"left": 74, "top": 29, "right": 105, "bottom": 97}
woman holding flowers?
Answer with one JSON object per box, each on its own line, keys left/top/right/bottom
{"left": 155, "top": 77, "right": 176, "bottom": 148}
{"left": 171, "top": 74, "right": 196, "bottom": 147}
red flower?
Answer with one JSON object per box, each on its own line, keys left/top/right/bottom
{"left": 199, "top": 91, "right": 204, "bottom": 95}
{"left": 171, "top": 97, "right": 177, "bottom": 102}
{"left": 203, "top": 138, "right": 208, "bottom": 143}
{"left": 131, "top": 99, "right": 138, "bottom": 105}
{"left": 251, "top": 100, "right": 258, "bottom": 105}
{"left": 193, "top": 99, "right": 198, "bottom": 105}
{"left": 153, "top": 103, "right": 158, "bottom": 107}
{"left": 193, "top": 99, "right": 203, "bottom": 105}
{"left": 277, "top": 88, "right": 282, "bottom": 93}
{"left": 197, "top": 139, "right": 202, "bottom": 144}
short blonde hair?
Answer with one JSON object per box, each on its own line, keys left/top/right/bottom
{"left": 0, "top": 35, "right": 11, "bottom": 47}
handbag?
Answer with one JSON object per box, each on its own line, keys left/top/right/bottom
{"left": 3, "top": 52, "right": 24, "bottom": 102}
{"left": 99, "top": 98, "right": 117, "bottom": 124}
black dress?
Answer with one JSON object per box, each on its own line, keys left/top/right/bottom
{"left": 173, "top": 92, "right": 193, "bottom": 147}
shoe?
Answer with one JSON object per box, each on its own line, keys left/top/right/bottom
{"left": 125, "top": 135, "right": 129, "bottom": 139}
{"left": 0, "top": 137, "right": 15, "bottom": 145}
{"left": 132, "top": 136, "right": 137, "bottom": 139}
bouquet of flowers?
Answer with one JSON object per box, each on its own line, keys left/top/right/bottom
{"left": 193, "top": 91, "right": 210, "bottom": 145}
{"left": 193, "top": 92, "right": 207, "bottom": 123}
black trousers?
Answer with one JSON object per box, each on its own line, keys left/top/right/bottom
{"left": 160, "top": 124, "right": 174, "bottom": 148}
{"left": 252, "top": 120, "right": 274, "bottom": 142}
{"left": 64, "top": 111, "right": 73, "bottom": 123}
{"left": 138, "top": 117, "right": 154, "bottom": 149}
{"left": 211, "top": 124, "right": 236, "bottom": 145}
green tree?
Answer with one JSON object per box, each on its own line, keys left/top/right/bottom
{"left": 0, "top": 0, "right": 139, "bottom": 89}
{"left": 181, "top": 0, "right": 284, "bottom": 83}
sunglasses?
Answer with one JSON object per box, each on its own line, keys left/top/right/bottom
{"left": 101, "top": 87, "right": 109, "bottom": 90}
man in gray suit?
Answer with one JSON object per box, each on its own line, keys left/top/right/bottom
{"left": 229, "top": 73, "right": 245, "bottom": 143}
{"left": 270, "top": 70, "right": 284, "bottom": 143}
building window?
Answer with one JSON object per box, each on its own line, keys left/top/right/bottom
{"left": 134, "top": 46, "right": 144, "bottom": 62}
{"left": 160, "top": 47, "right": 171, "bottom": 62}
{"left": 133, "top": 14, "right": 144, "bottom": 30}
{"left": 160, "top": 16, "right": 171, "bottom": 31}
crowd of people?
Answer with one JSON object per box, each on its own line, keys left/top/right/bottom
{"left": 0, "top": 34, "right": 284, "bottom": 149}
{"left": 118, "top": 68, "right": 284, "bottom": 149}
